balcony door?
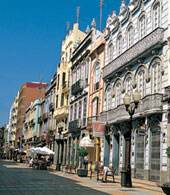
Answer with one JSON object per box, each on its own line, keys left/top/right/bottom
{"left": 150, "top": 129, "right": 160, "bottom": 181}
{"left": 135, "top": 133, "right": 144, "bottom": 179}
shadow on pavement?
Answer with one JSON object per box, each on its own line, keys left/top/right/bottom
{"left": 0, "top": 159, "right": 109, "bottom": 195}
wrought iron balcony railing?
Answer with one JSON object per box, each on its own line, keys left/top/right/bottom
{"left": 71, "top": 79, "right": 84, "bottom": 95}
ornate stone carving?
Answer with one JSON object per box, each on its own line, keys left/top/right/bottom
{"left": 103, "top": 28, "right": 164, "bottom": 79}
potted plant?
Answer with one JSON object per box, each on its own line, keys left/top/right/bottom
{"left": 161, "top": 147, "right": 170, "bottom": 194}
{"left": 77, "top": 147, "right": 88, "bottom": 177}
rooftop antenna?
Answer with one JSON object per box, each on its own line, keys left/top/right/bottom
{"left": 100, "top": 0, "right": 104, "bottom": 31}
{"left": 76, "top": 6, "right": 80, "bottom": 24}
{"left": 66, "top": 21, "right": 70, "bottom": 35}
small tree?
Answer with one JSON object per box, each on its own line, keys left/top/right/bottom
{"left": 78, "top": 148, "right": 88, "bottom": 157}
{"left": 78, "top": 148, "right": 88, "bottom": 169}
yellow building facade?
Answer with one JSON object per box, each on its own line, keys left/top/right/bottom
{"left": 54, "top": 23, "right": 86, "bottom": 167}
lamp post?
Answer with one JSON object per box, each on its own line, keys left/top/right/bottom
{"left": 123, "top": 90, "right": 141, "bottom": 187}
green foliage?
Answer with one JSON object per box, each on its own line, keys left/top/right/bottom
{"left": 167, "top": 147, "right": 170, "bottom": 158}
{"left": 78, "top": 148, "right": 88, "bottom": 157}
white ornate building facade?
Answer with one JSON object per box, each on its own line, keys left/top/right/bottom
{"left": 101, "top": 0, "right": 170, "bottom": 182}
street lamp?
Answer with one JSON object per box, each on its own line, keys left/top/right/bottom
{"left": 123, "top": 90, "right": 141, "bottom": 187}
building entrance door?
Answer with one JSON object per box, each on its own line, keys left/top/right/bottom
{"left": 150, "top": 130, "right": 160, "bottom": 181}
{"left": 135, "top": 134, "right": 144, "bottom": 179}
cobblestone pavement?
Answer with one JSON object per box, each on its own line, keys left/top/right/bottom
{"left": 0, "top": 159, "right": 164, "bottom": 195}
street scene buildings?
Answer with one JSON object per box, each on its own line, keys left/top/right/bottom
{"left": 1, "top": 0, "right": 170, "bottom": 190}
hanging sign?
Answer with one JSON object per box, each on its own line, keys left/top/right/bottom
{"left": 93, "top": 121, "right": 105, "bottom": 137}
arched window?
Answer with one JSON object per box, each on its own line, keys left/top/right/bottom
{"left": 136, "top": 68, "right": 146, "bottom": 98}
{"left": 151, "top": 58, "right": 161, "bottom": 93}
{"left": 128, "top": 26, "right": 133, "bottom": 48}
{"left": 106, "top": 87, "right": 112, "bottom": 110}
{"left": 125, "top": 74, "right": 133, "bottom": 97}
{"left": 108, "top": 42, "right": 113, "bottom": 62}
{"left": 139, "top": 15, "right": 146, "bottom": 39}
{"left": 115, "top": 82, "right": 122, "bottom": 107}
{"left": 117, "top": 35, "right": 123, "bottom": 55}
{"left": 153, "top": 3, "right": 160, "bottom": 29}
{"left": 94, "top": 62, "right": 100, "bottom": 91}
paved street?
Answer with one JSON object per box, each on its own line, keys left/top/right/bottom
{"left": 0, "top": 159, "right": 164, "bottom": 195}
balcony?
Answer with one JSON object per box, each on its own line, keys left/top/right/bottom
{"left": 100, "top": 93, "right": 163, "bottom": 123}
{"left": 54, "top": 105, "right": 69, "bottom": 120}
{"left": 71, "top": 79, "right": 84, "bottom": 95}
{"left": 62, "top": 81, "right": 70, "bottom": 93}
{"left": 69, "top": 119, "right": 81, "bottom": 131}
{"left": 87, "top": 116, "right": 99, "bottom": 129}
{"left": 103, "top": 28, "right": 164, "bottom": 79}
{"left": 49, "top": 103, "right": 54, "bottom": 112}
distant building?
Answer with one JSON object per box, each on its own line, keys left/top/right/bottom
{"left": 16, "top": 82, "right": 48, "bottom": 147}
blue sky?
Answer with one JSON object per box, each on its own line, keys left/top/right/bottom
{"left": 0, "top": 0, "right": 129, "bottom": 126}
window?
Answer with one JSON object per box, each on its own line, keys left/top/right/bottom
{"left": 125, "top": 75, "right": 133, "bottom": 97}
{"left": 115, "top": 82, "right": 121, "bottom": 107}
{"left": 77, "top": 67, "right": 80, "bottom": 81}
{"left": 67, "top": 95, "right": 69, "bottom": 105}
{"left": 61, "top": 93, "right": 64, "bottom": 107}
{"left": 128, "top": 26, "right": 133, "bottom": 48}
{"left": 62, "top": 72, "right": 66, "bottom": 86}
{"left": 74, "top": 103, "right": 77, "bottom": 120}
{"left": 65, "top": 118, "right": 67, "bottom": 130}
{"left": 81, "top": 62, "right": 85, "bottom": 81}
{"left": 139, "top": 15, "right": 146, "bottom": 39}
{"left": 117, "top": 35, "right": 123, "bottom": 55}
{"left": 69, "top": 48, "right": 72, "bottom": 60}
{"left": 70, "top": 106, "right": 73, "bottom": 121}
{"left": 153, "top": 3, "right": 160, "bottom": 29}
{"left": 108, "top": 43, "right": 113, "bottom": 62}
{"left": 66, "top": 53, "right": 67, "bottom": 63}
{"left": 85, "top": 60, "right": 89, "bottom": 84}
{"left": 78, "top": 101, "right": 82, "bottom": 119}
{"left": 137, "top": 68, "right": 146, "bottom": 97}
{"left": 83, "top": 98, "right": 87, "bottom": 119}
{"left": 56, "top": 95, "right": 58, "bottom": 108}
{"left": 57, "top": 74, "right": 60, "bottom": 90}
{"left": 92, "top": 97, "right": 99, "bottom": 118}
{"left": 151, "top": 58, "right": 161, "bottom": 93}
{"left": 107, "top": 87, "right": 112, "bottom": 110}
{"left": 94, "top": 62, "right": 100, "bottom": 91}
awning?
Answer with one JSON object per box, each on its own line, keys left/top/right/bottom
{"left": 79, "top": 136, "right": 94, "bottom": 148}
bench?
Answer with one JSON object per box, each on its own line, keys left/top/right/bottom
{"left": 97, "top": 165, "right": 115, "bottom": 183}
{"left": 105, "top": 166, "right": 115, "bottom": 183}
